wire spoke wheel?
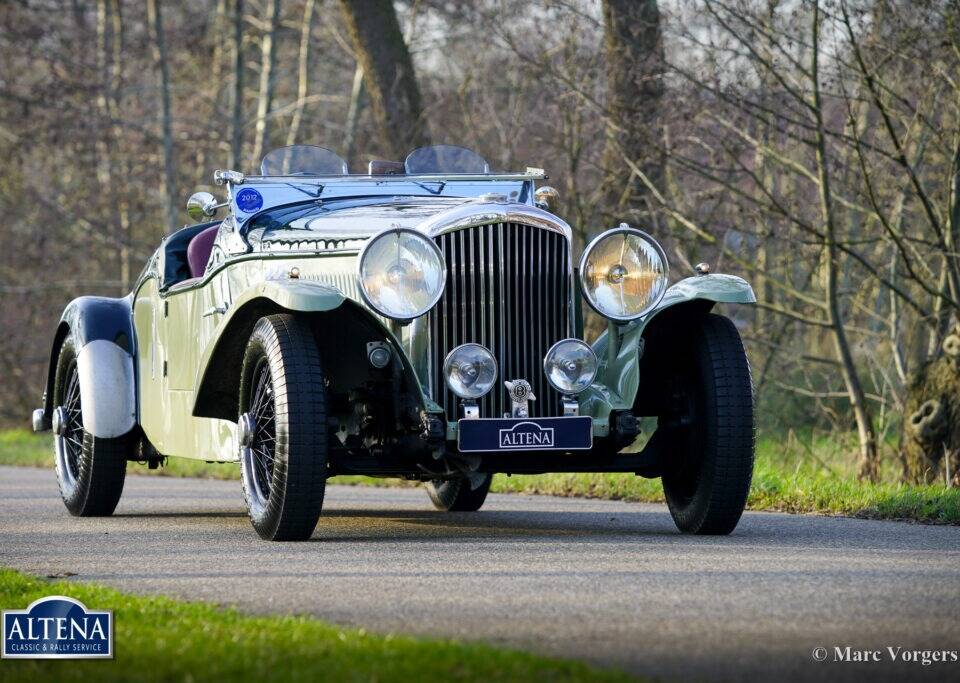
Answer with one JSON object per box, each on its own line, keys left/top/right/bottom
{"left": 52, "top": 337, "right": 128, "bottom": 517}
{"left": 245, "top": 357, "right": 277, "bottom": 507}
{"left": 239, "top": 314, "right": 328, "bottom": 541}
{"left": 56, "top": 362, "right": 84, "bottom": 487}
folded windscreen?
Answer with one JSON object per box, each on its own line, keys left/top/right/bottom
{"left": 260, "top": 145, "right": 348, "bottom": 176}
{"left": 404, "top": 145, "right": 490, "bottom": 174}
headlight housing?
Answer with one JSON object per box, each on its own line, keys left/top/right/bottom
{"left": 357, "top": 228, "right": 446, "bottom": 321}
{"left": 543, "top": 339, "right": 598, "bottom": 394}
{"left": 579, "top": 226, "right": 668, "bottom": 321}
{"left": 443, "top": 343, "right": 498, "bottom": 399}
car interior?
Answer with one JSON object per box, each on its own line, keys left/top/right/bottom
{"left": 161, "top": 221, "right": 219, "bottom": 290}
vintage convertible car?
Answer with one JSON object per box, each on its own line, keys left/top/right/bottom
{"left": 33, "top": 144, "right": 756, "bottom": 540}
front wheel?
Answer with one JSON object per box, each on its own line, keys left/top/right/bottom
{"left": 661, "top": 314, "right": 754, "bottom": 535}
{"left": 238, "top": 315, "right": 328, "bottom": 541}
{"left": 52, "top": 338, "right": 129, "bottom": 516}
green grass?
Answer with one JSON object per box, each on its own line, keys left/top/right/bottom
{"left": 3, "top": 427, "right": 959, "bottom": 524}
{"left": 0, "top": 568, "right": 633, "bottom": 683}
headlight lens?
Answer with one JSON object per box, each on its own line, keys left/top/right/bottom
{"left": 443, "top": 343, "right": 498, "bottom": 399}
{"left": 543, "top": 339, "right": 598, "bottom": 394}
{"left": 579, "top": 226, "right": 668, "bottom": 321}
{"left": 358, "top": 228, "right": 446, "bottom": 320}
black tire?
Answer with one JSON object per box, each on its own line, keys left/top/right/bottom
{"left": 239, "top": 314, "right": 327, "bottom": 541}
{"left": 661, "top": 314, "right": 754, "bottom": 535}
{"left": 52, "top": 338, "right": 128, "bottom": 517}
{"left": 426, "top": 474, "right": 492, "bottom": 512}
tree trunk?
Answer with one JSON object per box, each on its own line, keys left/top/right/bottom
{"left": 285, "top": 0, "right": 316, "bottom": 148}
{"left": 250, "top": 0, "right": 280, "bottom": 168}
{"left": 109, "top": 0, "right": 131, "bottom": 290}
{"left": 96, "top": 0, "right": 130, "bottom": 289}
{"left": 810, "top": 1, "right": 879, "bottom": 481}
{"left": 902, "top": 346, "right": 960, "bottom": 485}
{"left": 343, "top": 63, "right": 365, "bottom": 168}
{"left": 230, "top": 0, "right": 245, "bottom": 169}
{"left": 601, "top": 0, "right": 663, "bottom": 222}
{"left": 199, "top": 0, "right": 228, "bottom": 183}
{"left": 94, "top": 0, "right": 113, "bottom": 230}
{"left": 337, "top": 0, "right": 428, "bottom": 159}
{"left": 210, "top": 0, "right": 227, "bottom": 98}
{"left": 147, "top": 0, "right": 177, "bottom": 233}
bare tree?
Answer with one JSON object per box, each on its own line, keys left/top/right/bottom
{"left": 285, "top": 0, "right": 317, "bottom": 147}
{"left": 147, "top": 0, "right": 177, "bottom": 233}
{"left": 343, "top": 63, "right": 365, "bottom": 167}
{"left": 250, "top": 0, "right": 281, "bottom": 167}
{"left": 108, "top": 0, "right": 133, "bottom": 288}
{"left": 810, "top": 0, "right": 878, "bottom": 479}
{"left": 337, "top": 0, "right": 428, "bottom": 158}
{"left": 230, "top": 0, "right": 245, "bottom": 169}
{"left": 601, "top": 0, "right": 663, "bottom": 221}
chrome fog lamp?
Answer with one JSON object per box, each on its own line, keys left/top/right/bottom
{"left": 543, "top": 339, "right": 598, "bottom": 395}
{"left": 443, "top": 343, "right": 498, "bottom": 399}
{"left": 357, "top": 228, "right": 446, "bottom": 321}
{"left": 579, "top": 225, "right": 668, "bottom": 321}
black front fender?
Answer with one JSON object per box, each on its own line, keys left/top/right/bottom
{"left": 41, "top": 295, "right": 136, "bottom": 420}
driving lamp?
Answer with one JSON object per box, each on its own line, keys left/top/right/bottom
{"left": 443, "top": 343, "right": 498, "bottom": 399}
{"left": 579, "top": 226, "right": 668, "bottom": 321}
{"left": 543, "top": 339, "right": 598, "bottom": 395}
{"left": 357, "top": 228, "right": 446, "bottom": 321}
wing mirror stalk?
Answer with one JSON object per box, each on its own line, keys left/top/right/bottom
{"left": 186, "top": 192, "right": 228, "bottom": 222}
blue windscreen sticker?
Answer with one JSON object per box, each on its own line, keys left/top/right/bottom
{"left": 235, "top": 188, "right": 263, "bottom": 213}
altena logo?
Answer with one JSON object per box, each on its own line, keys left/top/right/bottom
{"left": 2, "top": 595, "right": 113, "bottom": 659}
{"left": 499, "top": 421, "right": 555, "bottom": 448}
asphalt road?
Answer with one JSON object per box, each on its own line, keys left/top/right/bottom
{"left": 1, "top": 466, "right": 958, "bottom": 682}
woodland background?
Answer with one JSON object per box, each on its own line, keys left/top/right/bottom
{"left": 1, "top": 0, "right": 959, "bottom": 485}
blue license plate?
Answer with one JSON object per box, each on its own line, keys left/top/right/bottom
{"left": 457, "top": 416, "right": 593, "bottom": 452}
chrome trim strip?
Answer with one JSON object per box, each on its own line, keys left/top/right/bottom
{"left": 236, "top": 172, "right": 547, "bottom": 184}
{"left": 497, "top": 222, "right": 506, "bottom": 416}
{"left": 441, "top": 234, "right": 448, "bottom": 411}
{"left": 157, "top": 249, "right": 360, "bottom": 299}
{"left": 417, "top": 203, "right": 573, "bottom": 242}
{"left": 457, "top": 232, "right": 473, "bottom": 340}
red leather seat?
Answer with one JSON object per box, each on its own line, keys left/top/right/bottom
{"left": 186, "top": 225, "right": 219, "bottom": 278}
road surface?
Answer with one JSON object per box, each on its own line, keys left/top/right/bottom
{"left": 1, "top": 465, "right": 958, "bottom": 681}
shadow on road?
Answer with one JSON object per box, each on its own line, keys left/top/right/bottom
{"left": 107, "top": 504, "right": 960, "bottom": 552}
{"left": 313, "top": 508, "right": 682, "bottom": 543}
{"left": 115, "top": 511, "right": 248, "bottom": 518}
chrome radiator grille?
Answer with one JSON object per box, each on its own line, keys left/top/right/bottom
{"left": 429, "top": 222, "right": 571, "bottom": 420}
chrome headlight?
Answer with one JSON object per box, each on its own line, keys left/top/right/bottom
{"left": 443, "top": 343, "right": 498, "bottom": 399}
{"left": 357, "top": 228, "right": 446, "bottom": 321}
{"left": 543, "top": 339, "right": 598, "bottom": 394}
{"left": 579, "top": 226, "right": 668, "bottom": 321}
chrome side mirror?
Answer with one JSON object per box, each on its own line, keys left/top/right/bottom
{"left": 534, "top": 186, "right": 560, "bottom": 213}
{"left": 187, "top": 191, "right": 220, "bottom": 221}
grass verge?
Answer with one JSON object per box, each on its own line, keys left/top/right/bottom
{"left": 0, "top": 568, "right": 633, "bottom": 683}
{"left": 3, "top": 428, "right": 959, "bottom": 524}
